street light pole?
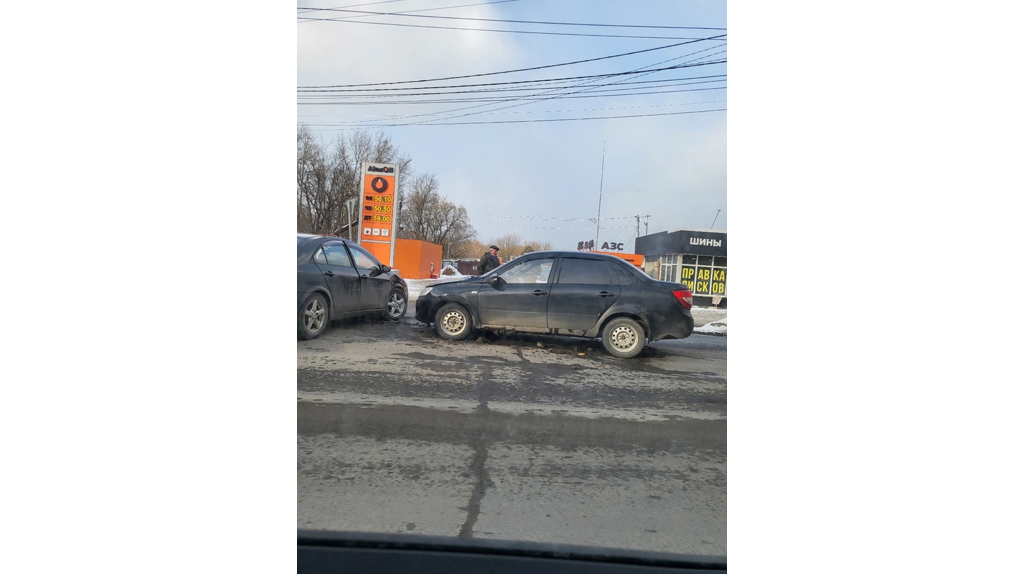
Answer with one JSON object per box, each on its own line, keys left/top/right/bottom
{"left": 344, "top": 197, "right": 358, "bottom": 240}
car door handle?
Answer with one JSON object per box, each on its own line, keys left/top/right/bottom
{"left": 532, "top": 290, "right": 547, "bottom": 296}
{"left": 599, "top": 291, "right": 616, "bottom": 297}
{"left": 323, "top": 271, "right": 334, "bottom": 277}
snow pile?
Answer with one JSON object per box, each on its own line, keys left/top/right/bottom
{"left": 694, "top": 316, "right": 727, "bottom": 335}
{"left": 438, "top": 265, "right": 461, "bottom": 276}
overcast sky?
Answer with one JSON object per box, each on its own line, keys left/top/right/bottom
{"left": 297, "top": 0, "right": 727, "bottom": 253}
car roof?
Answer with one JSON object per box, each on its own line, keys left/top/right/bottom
{"left": 516, "top": 250, "right": 625, "bottom": 261}
{"left": 298, "top": 233, "right": 351, "bottom": 243}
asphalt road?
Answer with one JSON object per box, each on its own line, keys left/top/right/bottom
{"left": 297, "top": 314, "right": 727, "bottom": 556}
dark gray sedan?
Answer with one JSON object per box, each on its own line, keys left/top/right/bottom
{"left": 298, "top": 233, "right": 408, "bottom": 340}
{"left": 414, "top": 251, "right": 694, "bottom": 358}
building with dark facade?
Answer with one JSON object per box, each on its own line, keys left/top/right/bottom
{"left": 635, "top": 228, "right": 727, "bottom": 308}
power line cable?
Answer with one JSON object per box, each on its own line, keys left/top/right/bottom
{"left": 296, "top": 14, "right": 722, "bottom": 40}
{"left": 467, "top": 209, "right": 639, "bottom": 222}
{"left": 296, "top": 62, "right": 729, "bottom": 121}
{"left": 298, "top": 67, "right": 722, "bottom": 94}
{"left": 298, "top": 23, "right": 726, "bottom": 129}
{"left": 471, "top": 218, "right": 633, "bottom": 231}
{"left": 309, "top": 101, "right": 726, "bottom": 126}
{"left": 296, "top": 6, "right": 726, "bottom": 31}
{"left": 385, "top": 46, "right": 725, "bottom": 126}
{"left": 298, "top": 79, "right": 726, "bottom": 101}
{"left": 297, "top": 85, "right": 726, "bottom": 107}
{"left": 298, "top": 0, "right": 407, "bottom": 16}
{"left": 312, "top": 108, "right": 725, "bottom": 128}
{"left": 299, "top": 36, "right": 725, "bottom": 89}
{"left": 299, "top": 1, "right": 515, "bottom": 22}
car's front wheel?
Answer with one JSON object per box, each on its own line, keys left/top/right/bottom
{"left": 383, "top": 287, "right": 408, "bottom": 321}
{"left": 434, "top": 303, "right": 473, "bottom": 341}
{"left": 600, "top": 316, "right": 645, "bottom": 358}
{"left": 299, "top": 293, "right": 329, "bottom": 340}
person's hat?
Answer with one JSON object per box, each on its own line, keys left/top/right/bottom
{"left": 489, "top": 245, "right": 499, "bottom": 251}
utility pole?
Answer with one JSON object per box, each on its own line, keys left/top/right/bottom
{"left": 595, "top": 141, "right": 606, "bottom": 247}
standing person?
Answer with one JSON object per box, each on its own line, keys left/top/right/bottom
{"left": 478, "top": 245, "right": 500, "bottom": 274}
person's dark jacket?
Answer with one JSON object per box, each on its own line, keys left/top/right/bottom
{"left": 478, "top": 252, "right": 500, "bottom": 274}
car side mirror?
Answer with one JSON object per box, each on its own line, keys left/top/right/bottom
{"left": 380, "top": 265, "right": 391, "bottom": 273}
{"left": 488, "top": 276, "right": 501, "bottom": 286}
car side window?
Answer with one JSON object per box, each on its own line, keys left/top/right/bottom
{"left": 321, "top": 242, "right": 354, "bottom": 267}
{"left": 498, "top": 258, "right": 555, "bottom": 284}
{"left": 556, "top": 258, "right": 614, "bottom": 285}
{"left": 347, "top": 243, "right": 380, "bottom": 272}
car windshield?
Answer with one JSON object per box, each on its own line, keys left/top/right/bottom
{"left": 297, "top": 0, "right": 727, "bottom": 565}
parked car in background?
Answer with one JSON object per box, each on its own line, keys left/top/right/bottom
{"left": 414, "top": 251, "right": 694, "bottom": 358}
{"left": 297, "top": 233, "right": 408, "bottom": 340}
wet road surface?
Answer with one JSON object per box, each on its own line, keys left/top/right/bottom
{"left": 298, "top": 317, "right": 726, "bottom": 556}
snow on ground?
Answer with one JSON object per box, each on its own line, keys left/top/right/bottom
{"left": 402, "top": 272, "right": 727, "bottom": 335}
{"left": 693, "top": 316, "right": 727, "bottom": 335}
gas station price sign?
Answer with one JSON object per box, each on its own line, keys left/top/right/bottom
{"left": 357, "top": 162, "right": 399, "bottom": 266}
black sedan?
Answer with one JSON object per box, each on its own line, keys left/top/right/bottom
{"left": 414, "top": 251, "right": 694, "bottom": 358}
{"left": 298, "top": 233, "right": 408, "bottom": 340}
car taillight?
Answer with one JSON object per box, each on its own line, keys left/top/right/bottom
{"left": 672, "top": 289, "right": 693, "bottom": 309}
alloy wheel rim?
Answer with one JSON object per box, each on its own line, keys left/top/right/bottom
{"left": 387, "top": 294, "right": 405, "bottom": 318}
{"left": 305, "top": 300, "right": 325, "bottom": 332}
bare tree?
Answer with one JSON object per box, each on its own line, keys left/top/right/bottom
{"left": 492, "top": 233, "right": 523, "bottom": 256}
{"left": 297, "top": 126, "right": 329, "bottom": 233}
{"left": 453, "top": 239, "right": 488, "bottom": 260}
{"left": 297, "top": 126, "right": 410, "bottom": 236}
{"left": 398, "top": 173, "right": 476, "bottom": 258}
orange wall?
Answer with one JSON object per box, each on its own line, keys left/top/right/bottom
{"left": 592, "top": 251, "right": 645, "bottom": 268}
{"left": 362, "top": 241, "right": 393, "bottom": 267}
{"left": 393, "top": 239, "right": 443, "bottom": 279}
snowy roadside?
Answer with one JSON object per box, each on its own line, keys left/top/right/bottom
{"left": 693, "top": 314, "right": 727, "bottom": 335}
{"left": 402, "top": 274, "right": 727, "bottom": 335}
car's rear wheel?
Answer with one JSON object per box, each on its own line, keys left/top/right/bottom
{"left": 601, "top": 317, "right": 645, "bottom": 358}
{"left": 382, "top": 287, "right": 407, "bottom": 321}
{"left": 299, "top": 293, "right": 329, "bottom": 340}
{"left": 435, "top": 303, "right": 473, "bottom": 341}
